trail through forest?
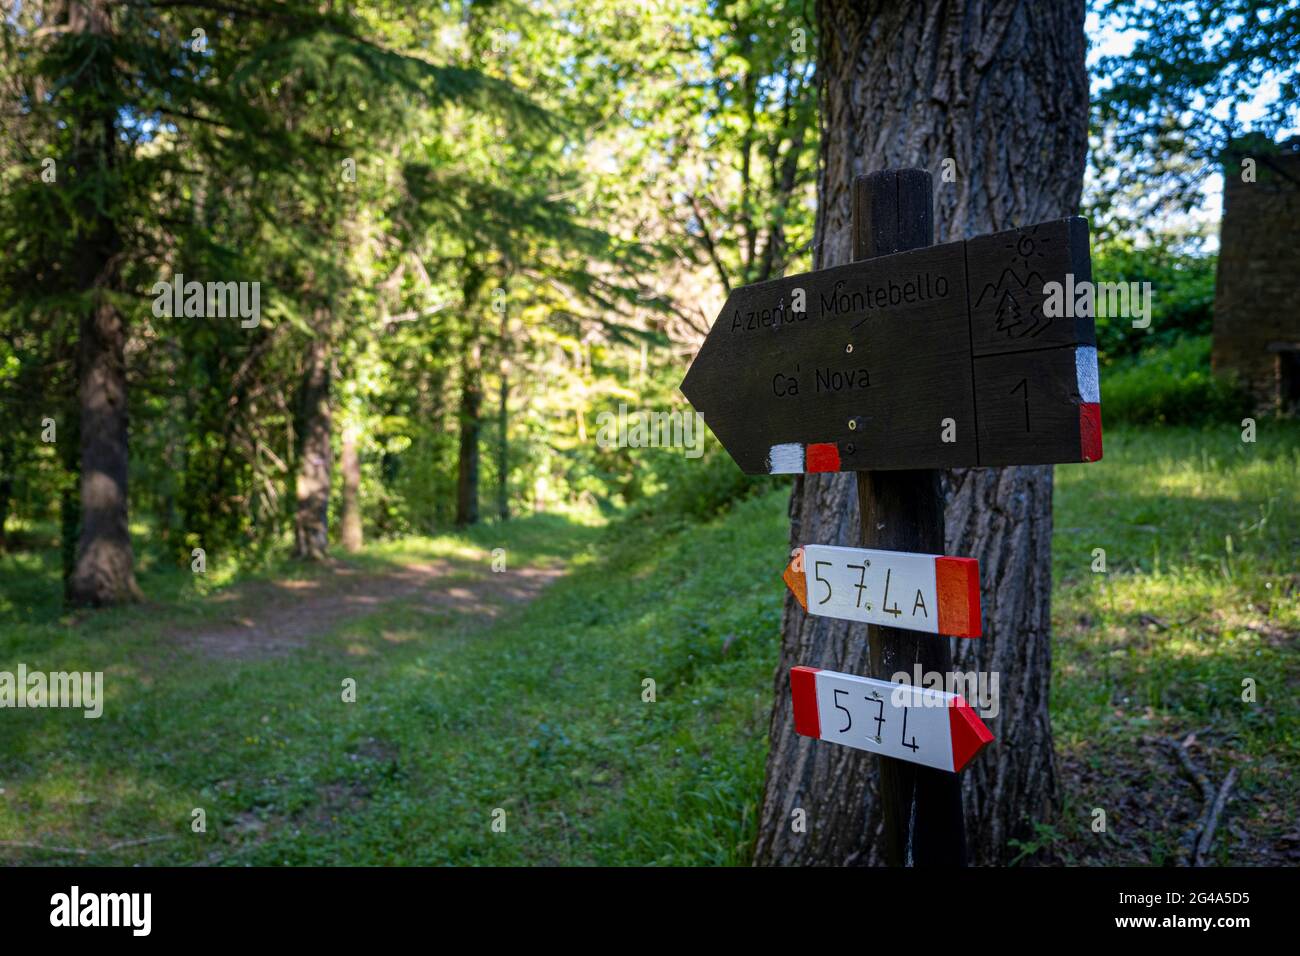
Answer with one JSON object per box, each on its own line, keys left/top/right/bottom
{"left": 172, "top": 558, "right": 566, "bottom": 661}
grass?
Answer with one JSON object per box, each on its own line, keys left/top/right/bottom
{"left": 1050, "top": 421, "right": 1299, "bottom": 864}
{"left": 0, "top": 495, "right": 784, "bottom": 865}
{"left": 0, "top": 422, "right": 1296, "bottom": 865}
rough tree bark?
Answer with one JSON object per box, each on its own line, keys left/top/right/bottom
{"left": 66, "top": 0, "right": 142, "bottom": 606}
{"left": 753, "top": 0, "right": 1087, "bottom": 866}
{"left": 294, "top": 315, "right": 333, "bottom": 560}
{"left": 340, "top": 427, "right": 363, "bottom": 553}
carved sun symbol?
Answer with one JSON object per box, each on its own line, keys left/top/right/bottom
{"left": 1004, "top": 231, "right": 1042, "bottom": 273}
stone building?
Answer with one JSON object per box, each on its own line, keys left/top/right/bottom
{"left": 1212, "top": 137, "right": 1300, "bottom": 413}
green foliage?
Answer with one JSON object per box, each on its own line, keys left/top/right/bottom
{"left": 0, "top": 0, "right": 692, "bottom": 571}
{"left": 383, "top": 430, "right": 461, "bottom": 532}
{"left": 1088, "top": 236, "right": 1249, "bottom": 428}
{"left": 1091, "top": 0, "right": 1300, "bottom": 230}
{"left": 1007, "top": 822, "right": 1067, "bottom": 866}
{"left": 625, "top": 435, "right": 775, "bottom": 532}
{"left": 1101, "top": 336, "right": 1251, "bottom": 426}
{"left": 1091, "top": 240, "right": 1217, "bottom": 363}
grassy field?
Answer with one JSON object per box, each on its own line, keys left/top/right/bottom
{"left": 0, "top": 423, "right": 1296, "bottom": 865}
{"left": 1051, "top": 423, "right": 1299, "bottom": 865}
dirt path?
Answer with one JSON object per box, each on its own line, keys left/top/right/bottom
{"left": 172, "top": 558, "right": 564, "bottom": 661}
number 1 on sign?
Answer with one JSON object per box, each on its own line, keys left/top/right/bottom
{"left": 1011, "top": 377, "right": 1030, "bottom": 431}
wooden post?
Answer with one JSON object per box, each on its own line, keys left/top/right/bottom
{"left": 853, "top": 168, "right": 967, "bottom": 866}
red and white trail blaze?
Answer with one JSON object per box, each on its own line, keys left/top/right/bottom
{"left": 790, "top": 666, "right": 994, "bottom": 772}
{"left": 783, "top": 544, "right": 981, "bottom": 638}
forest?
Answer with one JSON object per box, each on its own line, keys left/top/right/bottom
{"left": 0, "top": 0, "right": 1297, "bottom": 871}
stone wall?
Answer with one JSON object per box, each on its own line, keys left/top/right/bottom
{"left": 1212, "top": 139, "right": 1300, "bottom": 412}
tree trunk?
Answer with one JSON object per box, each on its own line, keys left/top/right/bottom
{"left": 68, "top": 282, "right": 141, "bottom": 605}
{"left": 294, "top": 318, "right": 333, "bottom": 560}
{"left": 61, "top": 484, "right": 80, "bottom": 600}
{"left": 60, "top": 406, "right": 81, "bottom": 598}
{"left": 753, "top": 0, "right": 1088, "bottom": 866}
{"left": 455, "top": 268, "right": 485, "bottom": 528}
{"left": 66, "top": 0, "right": 142, "bottom": 607}
{"left": 496, "top": 377, "right": 508, "bottom": 521}
{"left": 456, "top": 338, "right": 482, "bottom": 528}
{"left": 340, "top": 427, "right": 363, "bottom": 553}
{"left": 0, "top": 432, "right": 13, "bottom": 553}
{"left": 496, "top": 297, "right": 509, "bottom": 523}
{"left": 0, "top": 465, "right": 11, "bottom": 554}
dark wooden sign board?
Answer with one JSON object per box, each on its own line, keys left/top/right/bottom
{"left": 680, "top": 217, "right": 1101, "bottom": 474}
{"left": 680, "top": 168, "right": 1104, "bottom": 867}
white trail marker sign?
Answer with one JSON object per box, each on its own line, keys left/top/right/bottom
{"left": 784, "top": 545, "right": 981, "bottom": 637}
{"left": 790, "top": 666, "right": 994, "bottom": 773}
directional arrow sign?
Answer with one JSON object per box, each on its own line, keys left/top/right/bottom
{"left": 680, "top": 217, "right": 1102, "bottom": 474}
{"left": 783, "top": 545, "right": 980, "bottom": 637}
{"left": 790, "top": 666, "right": 994, "bottom": 772}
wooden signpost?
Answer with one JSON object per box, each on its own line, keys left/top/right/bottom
{"left": 783, "top": 545, "right": 980, "bottom": 638}
{"left": 680, "top": 167, "right": 1101, "bottom": 867}
{"left": 679, "top": 212, "right": 1102, "bottom": 474}
{"left": 790, "top": 666, "right": 994, "bottom": 773}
